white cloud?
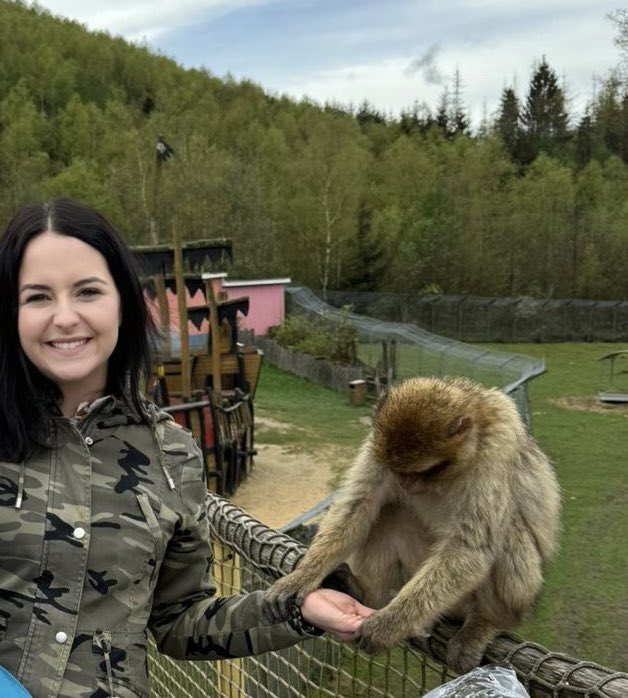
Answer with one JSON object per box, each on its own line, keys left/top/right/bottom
{"left": 270, "top": 9, "right": 620, "bottom": 126}
{"left": 31, "top": 0, "right": 267, "bottom": 40}
{"left": 272, "top": 59, "right": 435, "bottom": 116}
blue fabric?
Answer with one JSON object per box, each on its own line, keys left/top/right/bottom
{"left": 0, "top": 666, "right": 32, "bottom": 697}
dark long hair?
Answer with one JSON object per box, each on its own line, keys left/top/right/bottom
{"left": 0, "top": 198, "right": 159, "bottom": 461}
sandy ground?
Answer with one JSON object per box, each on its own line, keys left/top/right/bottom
{"left": 230, "top": 415, "right": 353, "bottom": 529}
{"left": 230, "top": 443, "right": 336, "bottom": 529}
{"left": 552, "top": 396, "right": 628, "bottom": 414}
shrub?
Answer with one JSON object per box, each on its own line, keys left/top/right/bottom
{"left": 270, "top": 313, "right": 358, "bottom": 364}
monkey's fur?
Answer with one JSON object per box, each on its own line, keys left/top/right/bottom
{"left": 266, "top": 376, "right": 561, "bottom": 673}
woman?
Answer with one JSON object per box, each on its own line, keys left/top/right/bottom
{"left": 0, "top": 198, "right": 372, "bottom": 698}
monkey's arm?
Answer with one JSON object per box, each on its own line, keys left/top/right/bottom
{"left": 266, "top": 444, "right": 392, "bottom": 612}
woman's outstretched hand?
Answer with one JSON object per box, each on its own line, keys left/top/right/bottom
{"left": 300, "top": 588, "right": 375, "bottom": 642}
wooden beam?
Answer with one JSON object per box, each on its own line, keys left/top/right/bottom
{"left": 204, "top": 278, "right": 223, "bottom": 393}
{"left": 172, "top": 222, "right": 192, "bottom": 399}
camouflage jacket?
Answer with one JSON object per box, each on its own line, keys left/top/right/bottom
{"left": 0, "top": 396, "right": 310, "bottom": 698}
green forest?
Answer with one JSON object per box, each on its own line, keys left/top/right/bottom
{"left": 2, "top": 1, "right": 628, "bottom": 299}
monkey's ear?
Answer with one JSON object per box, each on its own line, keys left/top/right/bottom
{"left": 449, "top": 415, "right": 472, "bottom": 437}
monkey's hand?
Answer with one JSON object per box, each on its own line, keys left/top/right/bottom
{"left": 355, "top": 607, "right": 428, "bottom": 655}
{"left": 264, "top": 568, "right": 323, "bottom": 623}
{"left": 265, "top": 562, "right": 365, "bottom": 625}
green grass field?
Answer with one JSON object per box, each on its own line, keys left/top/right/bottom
{"left": 254, "top": 343, "right": 628, "bottom": 672}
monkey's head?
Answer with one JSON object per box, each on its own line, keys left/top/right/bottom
{"left": 371, "top": 377, "right": 481, "bottom": 480}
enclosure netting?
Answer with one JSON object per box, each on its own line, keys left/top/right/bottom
{"left": 146, "top": 496, "right": 628, "bottom": 697}
{"left": 286, "top": 286, "right": 545, "bottom": 425}
{"left": 323, "top": 290, "right": 628, "bottom": 343}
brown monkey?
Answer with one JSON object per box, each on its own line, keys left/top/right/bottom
{"left": 266, "top": 376, "right": 561, "bottom": 673}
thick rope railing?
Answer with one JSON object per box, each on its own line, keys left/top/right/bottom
{"left": 207, "top": 494, "right": 628, "bottom": 698}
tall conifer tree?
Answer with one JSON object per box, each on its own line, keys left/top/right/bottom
{"left": 495, "top": 87, "right": 521, "bottom": 161}
{"left": 520, "top": 57, "right": 570, "bottom": 162}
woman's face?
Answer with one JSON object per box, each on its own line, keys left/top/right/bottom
{"left": 17, "top": 231, "right": 121, "bottom": 412}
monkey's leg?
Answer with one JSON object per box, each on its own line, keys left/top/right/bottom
{"left": 348, "top": 545, "right": 407, "bottom": 608}
{"left": 447, "top": 522, "right": 542, "bottom": 676}
{"left": 446, "top": 611, "right": 500, "bottom": 674}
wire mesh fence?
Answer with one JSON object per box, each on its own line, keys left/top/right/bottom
{"left": 146, "top": 497, "right": 456, "bottom": 698}
{"left": 283, "top": 287, "right": 545, "bottom": 426}
{"left": 323, "top": 291, "right": 628, "bottom": 343}
{"left": 146, "top": 496, "right": 628, "bottom": 698}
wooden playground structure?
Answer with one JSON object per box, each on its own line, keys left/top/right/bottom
{"left": 133, "top": 232, "right": 263, "bottom": 495}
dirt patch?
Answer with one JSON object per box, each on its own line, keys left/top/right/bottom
{"left": 231, "top": 442, "right": 346, "bottom": 529}
{"left": 230, "top": 415, "right": 368, "bottom": 529}
{"left": 254, "top": 416, "right": 308, "bottom": 434}
{"left": 553, "top": 396, "right": 628, "bottom": 415}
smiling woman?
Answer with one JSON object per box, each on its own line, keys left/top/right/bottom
{"left": 0, "top": 198, "right": 156, "bottom": 462}
{"left": 0, "top": 197, "right": 374, "bottom": 698}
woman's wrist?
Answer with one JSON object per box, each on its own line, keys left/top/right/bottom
{"left": 287, "top": 597, "right": 324, "bottom": 636}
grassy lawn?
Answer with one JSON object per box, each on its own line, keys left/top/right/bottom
{"left": 254, "top": 343, "right": 628, "bottom": 672}
{"left": 254, "top": 363, "right": 373, "bottom": 484}
{"left": 483, "top": 343, "right": 628, "bottom": 672}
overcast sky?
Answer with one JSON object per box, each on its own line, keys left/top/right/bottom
{"left": 31, "top": 0, "right": 626, "bottom": 126}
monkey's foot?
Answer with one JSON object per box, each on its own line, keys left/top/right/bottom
{"left": 446, "top": 632, "right": 488, "bottom": 674}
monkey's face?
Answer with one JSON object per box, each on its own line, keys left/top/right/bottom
{"left": 371, "top": 377, "right": 477, "bottom": 487}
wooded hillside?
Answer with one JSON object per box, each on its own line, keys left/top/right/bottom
{"left": 2, "top": 0, "right": 628, "bottom": 299}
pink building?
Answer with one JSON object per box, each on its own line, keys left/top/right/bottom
{"left": 146, "top": 274, "right": 291, "bottom": 356}
{"left": 204, "top": 274, "right": 291, "bottom": 337}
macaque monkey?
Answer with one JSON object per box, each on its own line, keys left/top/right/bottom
{"left": 266, "top": 376, "right": 561, "bottom": 673}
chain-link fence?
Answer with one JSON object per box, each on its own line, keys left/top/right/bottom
{"left": 146, "top": 496, "right": 628, "bottom": 698}
{"left": 323, "top": 291, "right": 628, "bottom": 343}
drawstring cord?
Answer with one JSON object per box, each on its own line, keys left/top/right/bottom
{"left": 15, "top": 462, "right": 25, "bottom": 509}
{"left": 161, "top": 462, "right": 175, "bottom": 491}
{"left": 16, "top": 422, "right": 57, "bottom": 509}
{"left": 150, "top": 409, "right": 175, "bottom": 491}
{"left": 94, "top": 630, "right": 115, "bottom": 698}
